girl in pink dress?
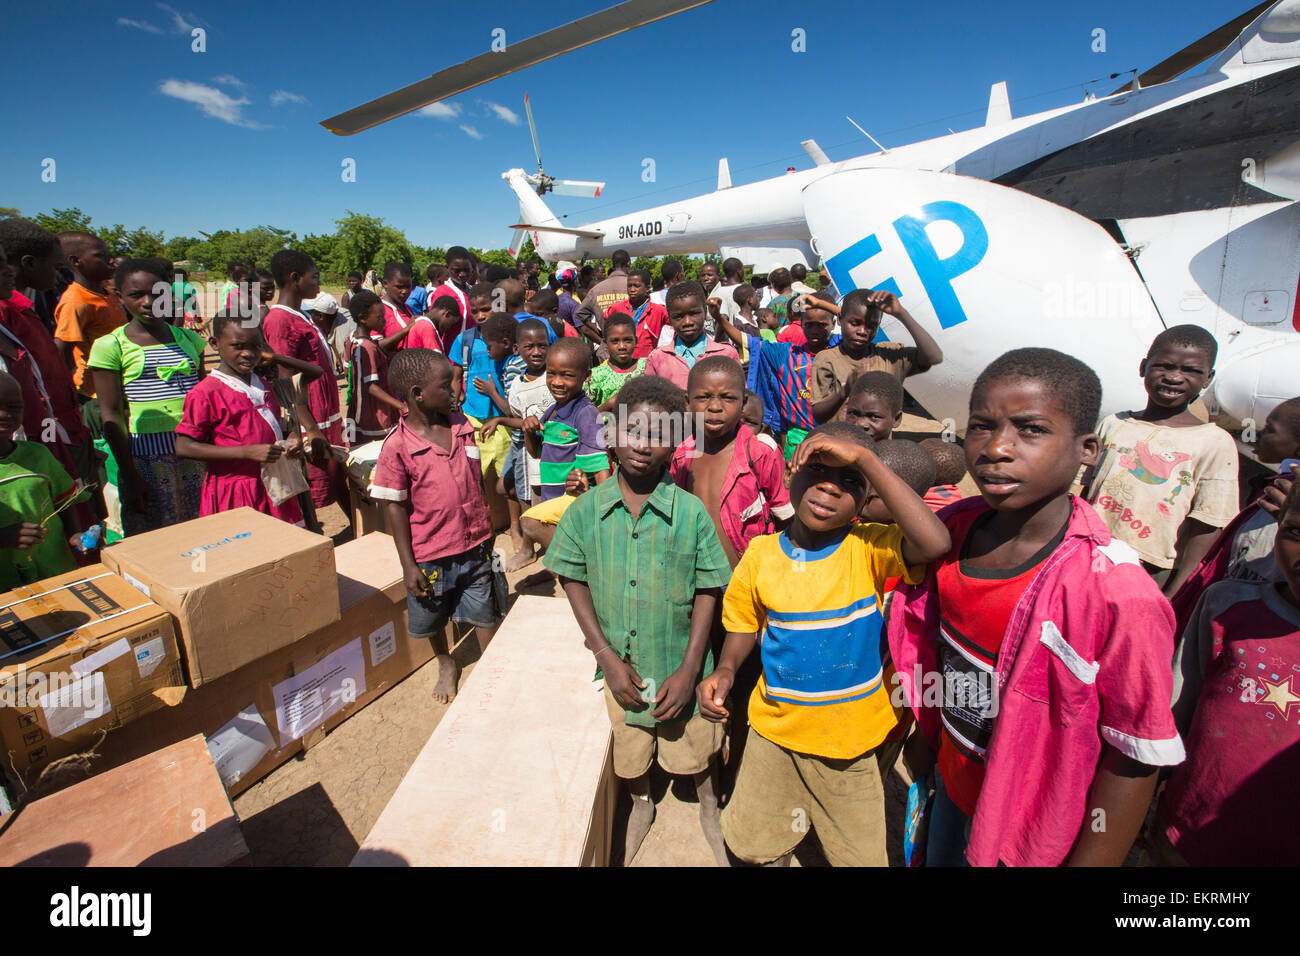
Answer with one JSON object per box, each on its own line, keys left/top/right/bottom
{"left": 174, "top": 315, "right": 306, "bottom": 526}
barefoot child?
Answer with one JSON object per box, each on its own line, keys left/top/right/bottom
{"left": 345, "top": 290, "right": 404, "bottom": 443}
{"left": 699, "top": 422, "right": 950, "bottom": 865}
{"left": 843, "top": 371, "right": 904, "bottom": 441}
{"left": 890, "top": 348, "right": 1185, "bottom": 866}
{"left": 373, "top": 348, "right": 501, "bottom": 703}
{"left": 809, "top": 288, "right": 942, "bottom": 423}
{"left": 644, "top": 281, "right": 738, "bottom": 390}
{"left": 0, "top": 372, "right": 95, "bottom": 589}
{"left": 584, "top": 313, "right": 646, "bottom": 412}
{"left": 671, "top": 356, "right": 791, "bottom": 568}
{"left": 1086, "top": 325, "right": 1239, "bottom": 594}
{"left": 89, "top": 258, "right": 207, "bottom": 536}
{"left": 478, "top": 319, "right": 553, "bottom": 570}
{"left": 1152, "top": 481, "right": 1300, "bottom": 865}
{"left": 174, "top": 315, "right": 307, "bottom": 526}
{"left": 546, "top": 375, "right": 733, "bottom": 865}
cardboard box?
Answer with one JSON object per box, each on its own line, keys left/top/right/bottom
{"left": 0, "top": 734, "right": 249, "bottom": 867}
{"left": 91, "top": 533, "right": 432, "bottom": 797}
{"left": 353, "top": 595, "right": 614, "bottom": 867}
{"left": 0, "top": 567, "right": 185, "bottom": 789}
{"left": 101, "top": 507, "right": 340, "bottom": 687}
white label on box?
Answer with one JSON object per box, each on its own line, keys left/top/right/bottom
{"left": 207, "top": 703, "right": 276, "bottom": 789}
{"left": 120, "top": 571, "right": 151, "bottom": 599}
{"left": 272, "top": 638, "right": 366, "bottom": 742}
{"left": 134, "top": 636, "right": 166, "bottom": 678}
{"left": 39, "top": 672, "right": 110, "bottom": 739}
{"left": 368, "top": 621, "right": 396, "bottom": 668}
{"left": 69, "top": 637, "right": 131, "bottom": 677}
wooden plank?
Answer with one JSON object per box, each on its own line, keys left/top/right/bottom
{"left": 353, "top": 595, "right": 613, "bottom": 867}
{"left": 0, "top": 734, "right": 249, "bottom": 866}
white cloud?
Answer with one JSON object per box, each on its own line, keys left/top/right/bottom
{"left": 118, "top": 17, "right": 164, "bottom": 33}
{"left": 459, "top": 125, "right": 484, "bottom": 140}
{"left": 419, "top": 102, "right": 461, "bottom": 119}
{"left": 212, "top": 74, "right": 246, "bottom": 88}
{"left": 484, "top": 101, "right": 520, "bottom": 125}
{"left": 157, "top": 2, "right": 197, "bottom": 33}
{"left": 159, "top": 79, "right": 264, "bottom": 128}
{"left": 270, "top": 89, "right": 309, "bottom": 106}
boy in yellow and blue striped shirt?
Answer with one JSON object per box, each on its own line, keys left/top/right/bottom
{"left": 698, "top": 421, "right": 950, "bottom": 866}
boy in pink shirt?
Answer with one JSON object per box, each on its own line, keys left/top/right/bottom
{"left": 372, "top": 348, "right": 501, "bottom": 704}
{"left": 644, "top": 281, "right": 737, "bottom": 390}
{"left": 889, "top": 348, "right": 1184, "bottom": 866}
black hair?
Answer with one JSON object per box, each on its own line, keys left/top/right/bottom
{"left": 269, "top": 249, "right": 315, "bottom": 287}
{"left": 468, "top": 281, "right": 496, "bottom": 303}
{"left": 849, "top": 371, "right": 905, "bottom": 417}
{"left": 445, "top": 246, "right": 471, "bottom": 263}
{"left": 427, "top": 263, "right": 448, "bottom": 282}
{"left": 874, "top": 439, "right": 936, "bottom": 495}
{"left": 839, "top": 288, "right": 881, "bottom": 320}
{"left": 660, "top": 258, "right": 683, "bottom": 283}
{"left": 113, "top": 256, "right": 170, "bottom": 288}
{"left": 548, "top": 337, "right": 593, "bottom": 376}
{"left": 721, "top": 257, "right": 743, "bottom": 278}
{"left": 743, "top": 388, "right": 764, "bottom": 410}
{"left": 348, "top": 289, "right": 383, "bottom": 321}
{"left": 388, "top": 347, "right": 450, "bottom": 398}
{"left": 430, "top": 294, "right": 462, "bottom": 317}
{"left": 687, "top": 355, "right": 745, "bottom": 393}
{"left": 920, "top": 436, "right": 968, "bottom": 486}
{"left": 665, "top": 280, "right": 705, "bottom": 312}
{"left": 629, "top": 268, "right": 652, "bottom": 286}
{"left": 769, "top": 267, "right": 792, "bottom": 290}
{"left": 808, "top": 420, "right": 875, "bottom": 452}
{"left": 791, "top": 263, "right": 808, "bottom": 281}
{"left": 1148, "top": 324, "right": 1219, "bottom": 366}
{"left": 972, "top": 347, "right": 1102, "bottom": 436}
{"left": 58, "top": 231, "right": 104, "bottom": 259}
{"left": 611, "top": 249, "right": 630, "bottom": 270}
{"left": 732, "top": 283, "right": 755, "bottom": 306}
{"left": 227, "top": 260, "right": 246, "bottom": 278}
{"left": 527, "top": 289, "right": 558, "bottom": 314}
{"left": 0, "top": 218, "right": 60, "bottom": 263}
{"left": 384, "top": 260, "right": 413, "bottom": 281}
{"left": 1272, "top": 396, "right": 1300, "bottom": 437}
{"left": 615, "top": 373, "right": 687, "bottom": 418}
{"left": 517, "top": 317, "right": 550, "bottom": 339}
{"left": 496, "top": 278, "right": 526, "bottom": 311}
{"left": 602, "top": 312, "right": 635, "bottom": 335}
{"left": 482, "top": 312, "right": 518, "bottom": 342}
{"left": 211, "top": 310, "right": 253, "bottom": 341}
{"left": 347, "top": 270, "right": 363, "bottom": 281}
{"left": 483, "top": 264, "right": 511, "bottom": 283}
{"left": 254, "top": 267, "right": 273, "bottom": 284}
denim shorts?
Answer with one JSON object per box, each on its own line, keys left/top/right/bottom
{"left": 501, "top": 441, "right": 531, "bottom": 504}
{"left": 407, "top": 543, "right": 503, "bottom": 637}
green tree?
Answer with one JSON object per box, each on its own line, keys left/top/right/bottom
{"left": 165, "top": 236, "right": 199, "bottom": 261}
{"left": 34, "top": 207, "right": 93, "bottom": 235}
{"left": 125, "top": 226, "right": 166, "bottom": 258}
{"left": 0, "top": 207, "right": 20, "bottom": 219}
{"left": 97, "top": 224, "right": 129, "bottom": 256}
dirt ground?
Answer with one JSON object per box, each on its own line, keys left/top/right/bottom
{"left": 232, "top": 413, "right": 957, "bottom": 866}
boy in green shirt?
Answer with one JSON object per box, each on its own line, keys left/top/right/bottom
{"left": 546, "top": 374, "right": 732, "bottom": 866}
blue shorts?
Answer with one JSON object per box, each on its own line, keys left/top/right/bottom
{"left": 501, "top": 442, "right": 531, "bottom": 504}
{"left": 407, "top": 544, "right": 503, "bottom": 637}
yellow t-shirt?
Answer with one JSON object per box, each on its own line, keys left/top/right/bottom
{"left": 1089, "top": 414, "right": 1239, "bottom": 569}
{"left": 721, "top": 523, "right": 923, "bottom": 759}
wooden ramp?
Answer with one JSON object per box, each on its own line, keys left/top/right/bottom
{"left": 352, "top": 595, "right": 614, "bottom": 867}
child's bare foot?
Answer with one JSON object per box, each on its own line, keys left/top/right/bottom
{"left": 624, "top": 795, "right": 656, "bottom": 866}
{"left": 432, "top": 654, "right": 460, "bottom": 703}
{"left": 695, "top": 766, "right": 729, "bottom": 866}
{"left": 505, "top": 547, "right": 537, "bottom": 573}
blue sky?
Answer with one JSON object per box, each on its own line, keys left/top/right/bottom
{"left": 1, "top": 0, "right": 1250, "bottom": 251}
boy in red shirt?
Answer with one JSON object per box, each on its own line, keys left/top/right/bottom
{"left": 603, "top": 269, "right": 668, "bottom": 359}
{"left": 373, "top": 348, "right": 502, "bottom": 704}
{"left": 346, "top": 290, "right": 404, "bottom": 443}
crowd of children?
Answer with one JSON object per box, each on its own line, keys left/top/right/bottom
{"left": 0, "top": 221, "right": 1293, "bottom": 867}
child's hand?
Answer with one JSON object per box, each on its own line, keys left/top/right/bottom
{"left": 256, "top": 344, "right": 277, "bottom": 368}
{"left": 789, "top": 430, "right": 872, "bottom": 474}
{"left": 522, "top": 415, "right": 543, "bottom": 437}
{"left": 1260, "top": 464, "right": 1297, "bottom": 518}
{"left": 285, "top": 438, "right": 306, "bottom": 460}
{"left": 478, "top": 418, "right": 499, "bottom": 442}
{"left": 652, "top": 668, "right": 696, "bottom": 721}
{"left": 696, "top": 667, "right": 734, "bottom": 722}
{"left": 472, "top": 376, "right": 498, "bottom": 397}
{"left": 248, "top": 443, "right": 284, "bottom": 464}
{"left": 403, "top": 565, "right": 429, "bottom": 599}
{"left": 706, "top": 296, "right": 722, "bottom": 317}
{"left": 0, "top": 522, "right": 46, "bottom": 551}
{"left": 564, "top": 469, "right": 589, "bottom": 496}
{"left": 67, "top": 531, "right": 93, "bottom": 554}
{"left": 604, "top": 656, "right": 647, "bottom": 711}
{"left": 866, "top": 289, "right": 903, "bottom": 315}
